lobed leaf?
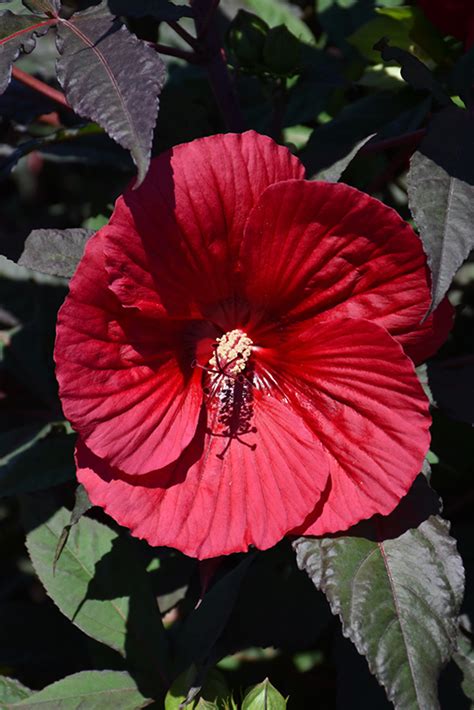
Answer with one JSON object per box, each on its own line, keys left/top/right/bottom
{"left": 294, "top": 478, "right": 465, "bottom": 710}
{"left": 407, "top": 106, "right": 474, "bottom": 314}
{"left": 19, "top": 228, "right": 94, "bottom": 278}
{"left": 0, "top": 10, "right": 54, "bottom": 95}
{"left": 8, "top": 671, "right": 151, "bottom": 709}
{"left": 22, "top": 500, "right": 170, "bottom": 681}
{"left": 55, "top": 2, "right": 166, "bottom": 185}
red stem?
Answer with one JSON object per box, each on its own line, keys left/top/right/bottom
{"left": 12, "top": 66, "right": 71, "bottom": 110}
{"left": 154, "top": 42, "right": 199, "bottom": 63}
{"left": 197, "top": 0, "right": 220, "bottom": 39}
{"left": 167, "top": 20, "right": 200, "bottom": 50}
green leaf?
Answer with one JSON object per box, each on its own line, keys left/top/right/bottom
{"left": 407, "top": 106, "right": 474, "bottom": 313}
{"left": 349, "top": 15, "right": 413, "bottom": 62}
{"left": 22, "top": 499, "right": 169, "bottom": 682}
{"left": 242, "top": 0, "right": 314, "bottom": 45}
{"left": 294, "top": 479, "right": 465, "bottom": 710}
{"left": 55, "top": 2, "right": 166, "bottom": 185}
{"left": 0, "top": 10, "right": 54, "bottom": 95}
{"left": 241, "top": 679, "right": 286, "bottom": 710}
{"left": 0, "top": 677, "right": 31, "bottom": 707}
{"left": 9, "top": 671, "right": 151, "bottom": 709}
{"left": 0, "top": 424, "right": 75, "bottom": 497}
{"left": 18, "top": 229, "right": 93, "bottom": 279}
{"left": 302, "top": 90, "right": 416, "bottom": 177}
{"left": 314, "top": 133, "right": 375, "bottom": 182}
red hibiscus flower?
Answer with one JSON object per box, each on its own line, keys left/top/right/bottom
{"left": 418, "top": 0, "right": 474, "bottom": 48}
{"left": 54, "top": 131, "right": 451, "bottom": 559}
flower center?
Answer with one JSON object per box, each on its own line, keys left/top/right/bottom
{"left": 209, "top": 329, "right": 253, "bottom": 377}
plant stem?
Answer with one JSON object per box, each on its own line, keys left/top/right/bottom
{"left": 167, "top": 20, "right": 200, "bottom": 50}
{"left": 191, "top": 0, "right": 244, "bottom": 132}
{"left": 12, "top": 67, "right": 70, "bottom": 111}
{"left": 197, "top": 0, "right": 220, "bottom": 39}
{"left": 154, "top": 42, "right": 199, "bottom": 62}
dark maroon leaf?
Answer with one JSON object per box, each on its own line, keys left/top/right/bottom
{"left": 0, "top": 11, "right": 55, "bottom": 94}
{"left": 407, "top": 106, "right": 474, "bottom": 313}
{"left": 108, "top": 0, "right": 192, "bottom": 21}
{"left": 55, "top": 2, "right": 166, "bottom": 185}
{"left": 294, "top": 477, "right": 464, "bottom": 710}
{"left": 18, "top": 228, "right": 94, "bottom": 277}
{"left": 22, "top": 0, "right": 60, "bottom": 14}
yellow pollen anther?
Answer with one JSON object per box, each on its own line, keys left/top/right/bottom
{"left": 209, "top": 329, "right": 253, "bottom": 377}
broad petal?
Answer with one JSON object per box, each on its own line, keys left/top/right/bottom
{"left": 104, "top": 131, "right": 305, "bottom": 320}
{"left": 239, "top": 179, "right": 452, "bottom": 363}
{"left": 54, "top": 233, "right": 203, "bottom": 476}
{"left": 76, "top": 394, "right": 330, "bottom": 559}
{"left": 256, "top": 318, "right": 431, "bottom": 534}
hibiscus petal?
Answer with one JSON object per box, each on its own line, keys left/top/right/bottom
{"left": 54, "top": 232, "right": 203, "bottom": 475}
{"left": 240, "top": 179, "right": 452, "bottom": 363}
{"left": 256, "top": 318, "right": 431, "bottom": 535}
{"left": 103, "top": 131, "right": 305, "bottom": 320}
{"left": 76, "top": 394, "right": 330, "bottom": 559}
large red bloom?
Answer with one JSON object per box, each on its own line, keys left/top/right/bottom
{"left": 418, "top": 0, "right": 474, "bottom": 48}
{"left": 55, "top": 131, "right": 451, "bottom": 559}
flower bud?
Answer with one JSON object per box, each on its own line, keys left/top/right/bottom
{"left": 226, "top": 10, "right": 269, "bottom": 68}
{"left": 263, "top": 25, "right": 301, "bottom": 76}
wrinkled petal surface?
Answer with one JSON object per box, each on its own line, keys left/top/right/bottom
{"left": 77, "top": 394, "right": 330, "bottom": 559}
{"left": 240, "top": 180, "right": 452, "bottom": 363}
{"left": 55, "top": 233, "right": 203, "bottom": 475}
{"left": 104, "top": 131, "right": 305, "bottom": 320}
{"left": 255, "top": 318, "right": 431, "bottom": 534}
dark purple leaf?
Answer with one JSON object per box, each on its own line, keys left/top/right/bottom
{"left": 294, "top": 476, "right": 465, "bottom": 710}
{"left": 0, "top": 10, "right": 54, "bottom": 94}
{"left": 428, "top": 359, "right": 474, "bottom": 425}
{"left": 18, "top": 228, "right": 94, "bottom": 277}
{"left": 407, "top": 107, "right": 474, "bottom": 313}
{"left": 108, "top": 0, "right": 192, "bottom": 21}
{"left": 55, "top": 3, "right": 166, "bottom": 185}
{"left": 22, "top": 0, "right": 60, "bottom": 14}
